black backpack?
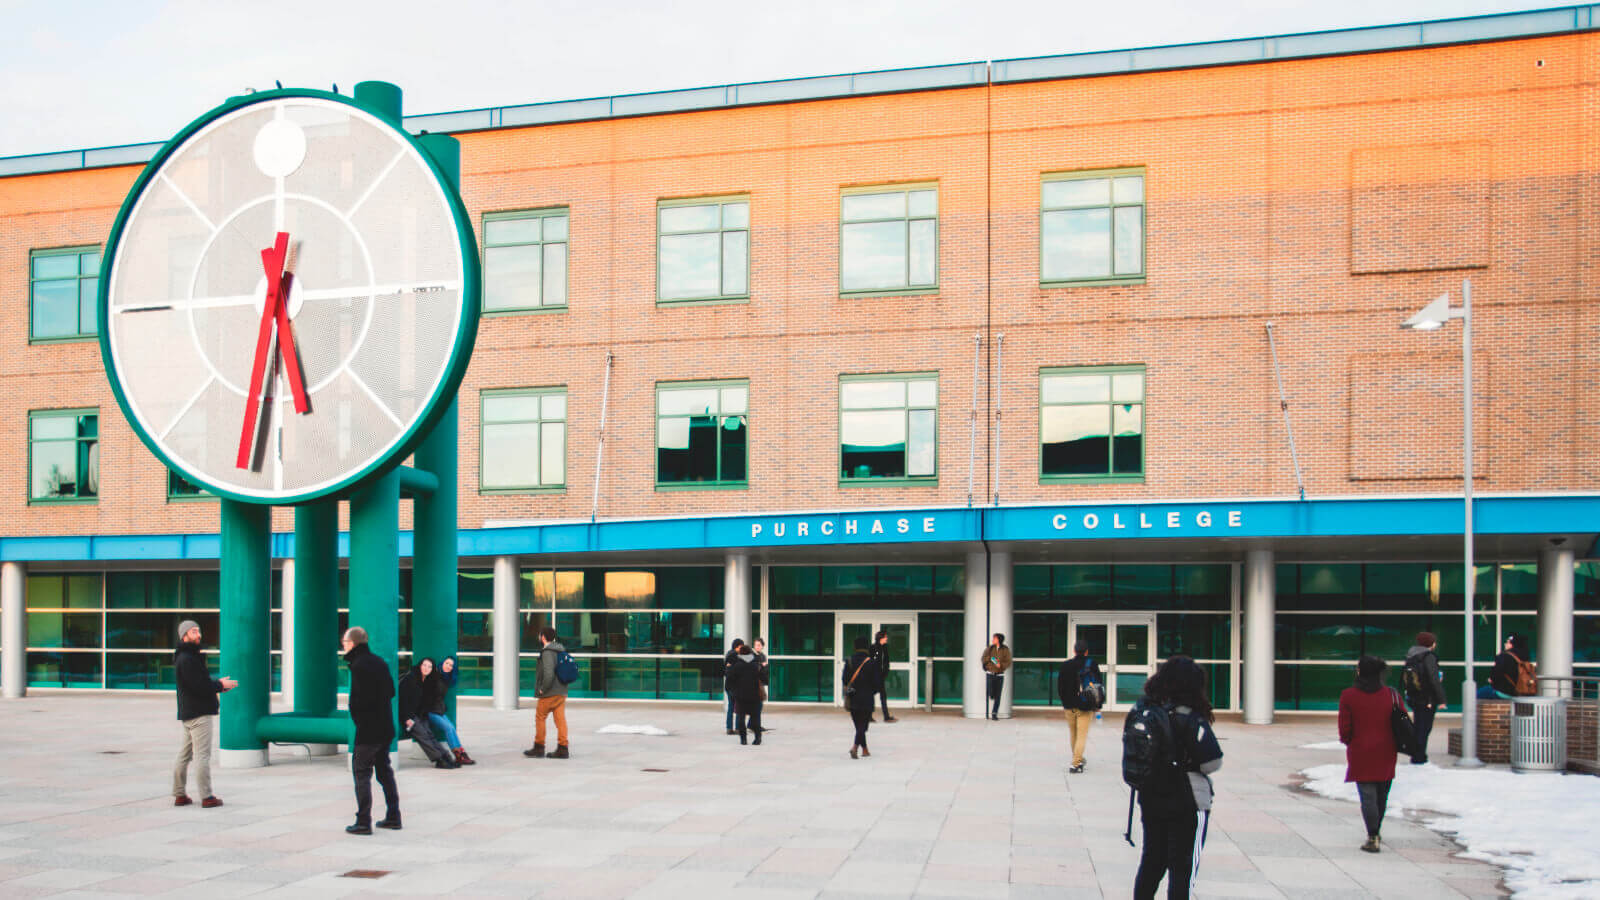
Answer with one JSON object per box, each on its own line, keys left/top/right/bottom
{"left": 1122, "top": 698, "right": 1176, "bottom": 790}
{"left": 1121, "top": 699, "right": 1178, "bottom": 846}
{"left": 1077, "top": 659, "right": 1106, "bottom": 710}
{"left": 1401, "top": 654, "right": 1426, "bottom": 699}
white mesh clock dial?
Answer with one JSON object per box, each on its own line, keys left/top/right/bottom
{"left": 103, "top": 93, "right": 476, "bottom": 502}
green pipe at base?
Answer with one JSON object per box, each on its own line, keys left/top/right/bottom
{"left": 220, "top": 500, "right": 271, "bottom": 753}
{"left": 292, "top": 501, "right": 339, "bottom": 717}
{"left": 257, "top": 713, "right": 351, "bottom": 745}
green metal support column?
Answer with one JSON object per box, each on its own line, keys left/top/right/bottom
{"left": 219, "top": 499, "right": 271, "bottom": 767}
{"left": 415, "top": 126, "right": 463, "bottom": 720}
{"left": 293, "top": 500, "right": 339, "bottom": 717}
{"left": 412, "top": 397, "right": 459, "bottom": 720}
{"left": 349, "top": 468, "right": 401, "bottom": 748}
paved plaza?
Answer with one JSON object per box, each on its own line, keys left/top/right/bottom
{"left": 0, "top": 694, "right": 1506, "bottom": 899}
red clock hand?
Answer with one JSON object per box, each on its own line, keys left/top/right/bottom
{"left": 234, "top": 232, "right": 289, "bottom": 470}
{"left": 268, "top": 242, "right": 310, "bottom": 414}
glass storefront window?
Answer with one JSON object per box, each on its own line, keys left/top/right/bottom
{"left": 1011, "top": 660, "right": 1056, "bottom": 706}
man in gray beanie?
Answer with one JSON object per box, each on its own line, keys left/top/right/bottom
{"left": 173, "top": 620, "right": 236, "bottom": 808}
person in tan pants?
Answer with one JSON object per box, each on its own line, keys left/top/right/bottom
{"left": 172, "top": 621, "right": 236, "bottom": 807}
{"left": 1058, "top": 640, "right": 1103, "bottom": 774}
{"left": 524, "top": 626, "right": 570, "bottom": 759}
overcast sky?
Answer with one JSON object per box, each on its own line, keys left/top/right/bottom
{"left": 0, "top": 0, "right": 1554, "bottom": 158}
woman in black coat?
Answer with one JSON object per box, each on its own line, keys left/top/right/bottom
{"left": 842, "top": 636, "right": 879, "bottom": 759}
{"left": 726, "top": 644, "right": 766, "bottom": 745}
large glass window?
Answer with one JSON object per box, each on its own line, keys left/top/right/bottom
{"left": 1274, "top": 562, "right": 1503, "bottom": 711}
{"left": 480, "top": 389, "right": 565, "bottom": 492}
{"left": 657, "top": 197, "right": 749, "bottom": 302}
{"left": 656, "top": 380, "right": 748, "bottom": 487}
{"left": 1041, "top": 169, "right": 1145, "bottom": 284}
{"left": 483, "top": 209, "right": 569, "bottom": 312}
{"left": 513, "top": 566, "right": 726, "bottom": 700}
{"left": 1040, "top": 367, "right": 1143, "bottom": 480}
{"left": 840, "top": 374, "right": 937, "bottom": 483}
{"left": 30, "top": 246, "right": 100, "bottom": 340}
{"left": 840, "top": 185, "right": 937, "bottom": 293}
{"left": 29, "top": 410, "right": 98, "bottom": 503}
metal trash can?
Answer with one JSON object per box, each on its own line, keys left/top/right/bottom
{"left": 1510, "top": 696, "right": 1567, "bottom": 772}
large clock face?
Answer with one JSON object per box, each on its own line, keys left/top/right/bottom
{"left": 101, "top": 91, "right": 479, "bottom": 504}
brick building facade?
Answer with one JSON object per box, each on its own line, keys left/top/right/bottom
{"left": 0, "top": 7, "right": 1597, "bottom": 719}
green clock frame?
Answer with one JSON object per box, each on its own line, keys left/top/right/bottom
{"left": 96, "top": 85, "right": 483, "bottom": 506}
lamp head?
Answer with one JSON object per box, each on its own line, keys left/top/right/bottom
{"left": 1401, "top": 293, "right": 1455, "bottom": 330}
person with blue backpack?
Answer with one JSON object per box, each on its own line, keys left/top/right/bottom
{"left": 1059, "top": 640, "right": 1104, "bottom": 774}
{"left": 1121, "top": 655, "right": 1224, "bottom": 900}
{"left": 524, "top": 626, "right": 578, "bottom": 760}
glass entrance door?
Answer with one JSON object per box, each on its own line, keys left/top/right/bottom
{"left": 834, "top": 613, "right": 916, "bottom": 708}
{"left": 1067, "top": 614, "right": 1156, "bottom": 711}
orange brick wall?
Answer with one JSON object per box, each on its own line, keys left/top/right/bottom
{"left": 1, "top": 33, "right": 1596, "bottom": 539}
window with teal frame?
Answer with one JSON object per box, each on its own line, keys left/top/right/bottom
{"left": 1041, "top": 169, "right": 1145, "bottom": 285}
{"left": 482, "top": 208, "right": 568, "bottom": 312}
{"left": 840, "top": 185, "right": 937, "bottom": 294}
{"left": 167, "top": 469, "right": 212, "bottom": 500}
{"left": 656, "top": 380, "right": 748, "bottom": 488}
{"left": 30, "top": 246, "right": 101, "bottom": 341}
{"left": 1040, "top": 366, "right": 1144, "bottom": 481}
{"left": 840, "top": 374, "right": 937, "bottom": 483}
{"left": 28, "top": 409, "right": 98, "bottom": 503}
{"left": 657, "top": 196, "right": 749, "bottom": 303}
{"left": 480, "top": 388, "right": 566, "bottom": 492}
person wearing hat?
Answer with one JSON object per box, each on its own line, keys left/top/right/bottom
{"left": 173, "top": 620, "right": 236, "bottom": 808}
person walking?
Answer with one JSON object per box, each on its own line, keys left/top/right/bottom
{"left": 524, "top": 626, "right": 570, "bottom": 759}
{"left": 870, "top": 630, "right": 897, "bottom": 723}
{"left": 172, "top": 620, "right": 236, "bottom": 808}
{"left": 426, "top": 655, "right": 475, "bottom": 765}
{"left": 843, "top": 636, "right": 878, "bottom": 759}
{"left": 726, "top": 641, "right": 765, "bottom": 745}
{"left": 1338, "top": 655, "right": 1404, "bottom": 853}
{"left": 1129, "top": 656, "right": 1224, "bottom": 900}
{"left": 983, "top": 633, "right": 1012, "bottom": 720}
{"left": 343, "top": 626, "right": 401, "bottom": 834}
{"left": 1059, "top": 640, "right": 1104, "bottom": 774}
{"left": 723, "top": 638, "right": 746, "bottom": 736}
{"left": 751, "top": 637, "right": 771, "bottom": 734}
{"left": 397, "top": 658, "right": 456, "bottom": 769}
{"left": 1402, "top": 632, "right": 1446, "bottom": 764}
{"left": 1482, "top": 633, "right": 1534, "bottom": 699}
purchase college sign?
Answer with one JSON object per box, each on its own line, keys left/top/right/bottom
{"left": 724, "top": 502, "right": 1249, "bottom": 548}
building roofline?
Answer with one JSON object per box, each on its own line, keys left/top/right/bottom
{"left": 1, "top": 5, "right": 1592, "bottom": 179}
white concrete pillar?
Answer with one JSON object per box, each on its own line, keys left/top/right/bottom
{"left": 492, "top": 556, "right": 520, "bottom": 710}
{"left": 278, "top": 559, "right": 294, "bottom": 708}
{"left": 990, "top": 551, "right": 1014, "bottom": 718}
{"left": 723, "top": 552, "right": 752, "bottom": 651}
{"left": 1242, "top": 549, "right": 1275, "bottom": 725}
{"left": 2, "top": 562, "right": 25, "bottom": 699}
{"left": 963, "top": 550, "right": 989, "bottom": 718}
{"left": 1538, "top": 546, "right": 1575, "bottom": 696}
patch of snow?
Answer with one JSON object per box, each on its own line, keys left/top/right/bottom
{"left": 1300, "top": 762, "right": 1600, "bottom": 898}
{"left": 1299, "top": 741, "right": 1347, "bottom": 750}
{"left": 597, "top": 724, "right": 670, "bottom": 736}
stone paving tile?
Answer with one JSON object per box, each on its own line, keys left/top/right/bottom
{"left": 0, "top": 694, "right": 1517, "bottom": 899}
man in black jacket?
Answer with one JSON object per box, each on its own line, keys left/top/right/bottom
{"left": 1403, "top": 631, "right": 1448, "bottom": 764}
{"left": 870, "top": 631, "right": 896, "bottom": 723}
{"left": 343, "top": 626, "right": 400, "bottom": 834}
{"left": 1058, "top": 641, "right": 1103, "bottom": 774}
{"left": 173, "top": 620, "right": 236, "bottom": 808}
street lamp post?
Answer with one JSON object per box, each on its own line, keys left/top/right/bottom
{"left": 1401, "top": 277, "right": 1484, "bottom": 768}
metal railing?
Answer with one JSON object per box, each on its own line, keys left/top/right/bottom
{"left": 1535, "top": 675, "right": 1600, "bottom": 773}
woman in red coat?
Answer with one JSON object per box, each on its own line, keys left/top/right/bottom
{"left": 1338, "top": 655, "right": 1406, "bottom": 854}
